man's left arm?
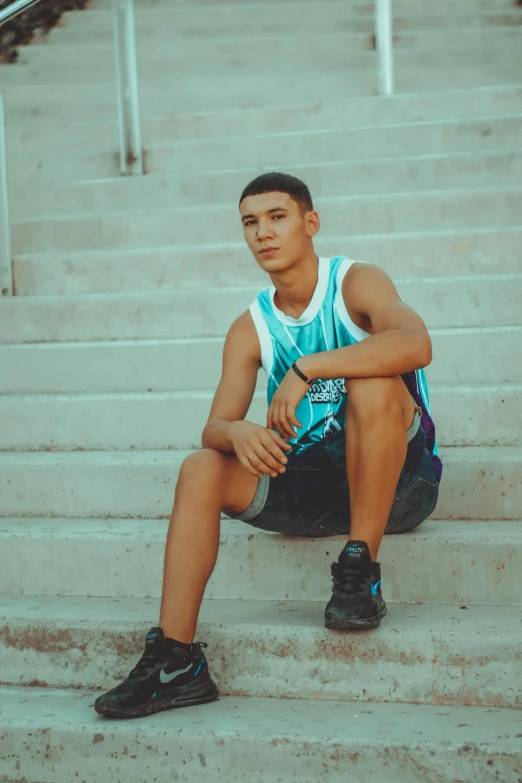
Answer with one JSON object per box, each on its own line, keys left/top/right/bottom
{"left": 266, "top": 263, "right": 433, "bottom": 440}
{"left": 299, "top": 263, "right": 432, "bottom": 381}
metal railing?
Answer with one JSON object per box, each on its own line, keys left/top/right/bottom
{"left": 112, "top": 0, "right": 143, "bottom": 176}
{"left": 0, "top": 0, "right": 41, "bottom": 25}
{"left": 376, "top": 0, "right": 394, "bottom": 96}
{"left": 0, "top": 93, "right": 12, "bottom": 296}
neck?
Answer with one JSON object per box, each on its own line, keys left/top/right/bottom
{"left": 271, "top": 249, "right": 320, "bottom": 319}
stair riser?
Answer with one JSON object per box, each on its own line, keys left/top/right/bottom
{"left": 11, "top": 191, "right": 522, "bottom": 253}
{"left": 13, "top": 28, "right": 522, "bottom": 69}
{"left": 0, "top": 521, "right": 518, "bottom": 605}
{"left": 0, "top": 703, "right": 517, "bottom": 783}
{"left": 0, "top": 331, "right": 519, "bottom": 393}
{"left": 1, "top": 279, "right": 520, "bottom": 345}
{"left": 8, "top": 117, "right": 522, "bottom": 185}
{"left": 57, "top": 7, "right": 522, "bottom": 35}
{"left": 6, "top": 84, "right": 522, "bottom": 129}
{"left": 0, "top": 449, "right": 519, "bottom": 519}
{"left": 7, "top": 86, "right": 522, "bottom": 147}
{"left": 4, "top": 66, "right": 522, "bottom": 120}
{"left": 10, "top": 151, "right": 522, "bottom": 220}
{"left": 0, "top": 613, "right": 520, "bottom": 708}
{"left": 3, "top": 46, "right": 521, "bottom": 85}
{"left": 0, "top": 388, "right": 520, "bottom": 451}
{"left": 12, "top": 230, "right": 522, "bottom": 295}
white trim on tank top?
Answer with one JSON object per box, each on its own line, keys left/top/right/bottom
{"left": 268, "top": 256, "right": 330, "bottom": 327}
{"left": 249, "top": 299, "right": 274, "bottom": 378}
{"left": 334, "top": 257, "right": 371, "bottom": 343}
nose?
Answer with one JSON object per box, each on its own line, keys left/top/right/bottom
{"left": 256, "top": 219, "right": 274, "bottom": 239}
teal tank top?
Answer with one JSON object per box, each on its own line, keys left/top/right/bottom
{"left": 249, "top": 256, "right": 442, "bottom": 480}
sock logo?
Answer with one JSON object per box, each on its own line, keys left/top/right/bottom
{"left": 346, "top": 546, "right": 365, "bottom": 554}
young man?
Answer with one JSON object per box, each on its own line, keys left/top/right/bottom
{"left": 95, "top": 172, "right": 442, "bottom": 719}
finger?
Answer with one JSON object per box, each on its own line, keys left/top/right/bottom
{"left": 238, "top": 453, "right": 263, "bottom": 478}
{"left": 267, "top": 404, "right": 274, "bottom": 431}
{"left": 260, "top": 434, "right": 288, "bottom": 466}
{"left": 285, "top": 406, "right": 301, "bottom": 434}
{"left": 267, "top": 429, "right": 293, "bottom": 451}
{"left": 246, "top": 450, "right": 279, "bottom": 479}
{"left": 254, "top": 444, "right": 285, "bottom": 473}
{"left": 279, "top": 408, "right": 297, "bottom": 440}
{"left": 287, "top": 407, "right": 303, "bottom": 430}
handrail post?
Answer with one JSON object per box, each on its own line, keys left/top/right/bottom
{"left": 375, "top": 0, "right": 394, "bottom": 96}
{"left": 0, "top": 93, "right": 13, "bottom": 297}
{"left": 112, "top": 0, "right": 143, "bottom": 175}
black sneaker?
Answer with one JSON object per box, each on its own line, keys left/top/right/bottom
{"left": 94, "top": 626, "right": 219, "bottom": 719}
{"left": 324, "top": 540, "right": 387, "bottom": 630}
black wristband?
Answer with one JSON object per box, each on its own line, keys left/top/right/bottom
{"left": 291, "top": 360, "right": 313, "bottom": 385}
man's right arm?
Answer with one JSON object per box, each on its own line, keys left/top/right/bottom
{"left": 201, "top": 310, "right": 260, "bottom": 454}
{"left": 201, "top": 310, "right": 291, "bottom": 477}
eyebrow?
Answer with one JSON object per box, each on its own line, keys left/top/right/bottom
{"left": 241, "top": 207, "right": 288, "bottom": 222}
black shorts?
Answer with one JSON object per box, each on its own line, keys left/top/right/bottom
{"left": 223, "top": 409, "right": 440, "bottom": 537}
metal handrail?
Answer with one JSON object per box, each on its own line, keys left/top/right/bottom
{"left": 0, "top": 92, "right": 12, "bottom": 296}
{"left": 0, "top": 0, "right": 43, "bottom": 26}
{"left": 375, "top": 0, "right": 394, "bottom": 95}
{"left": 112, "top": 0, "right": 143, "bottom": 175}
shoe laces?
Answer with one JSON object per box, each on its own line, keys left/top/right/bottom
{"left": 331, "top": 561, "right": 366, "bottom": 595}
{"left": 128, "top": 641, "right": 208, "bottom": 680}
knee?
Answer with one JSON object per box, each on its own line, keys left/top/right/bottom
{"left": 177, "top": 448, "right": 226, "bottom": 491}
{"left": 345, "top": 376, "right": 403, "bottom": 418}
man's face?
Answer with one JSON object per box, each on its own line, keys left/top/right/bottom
{"left": 239, "top": 191, "right": 319, "bottom": 272}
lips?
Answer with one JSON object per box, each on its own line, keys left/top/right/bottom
{"left": 260, "top": 248, "right": 278, "bottom": 254}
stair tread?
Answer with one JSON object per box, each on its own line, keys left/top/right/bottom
{"left": 2, "top": 594, "right": 521, "bottom": 631}
{"left": 0, "top": 445, "right": 520, "bottom": 463}
{"left": 0, "top": 685, "right": 521, "bottom": 744}
{"left": 1, "top": 517, "right": 521, "bottom": 540}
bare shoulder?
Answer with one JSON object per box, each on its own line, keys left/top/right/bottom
{"left": 342, "top": 261, "right": 398, "bottom": 313}
{"left": 224, "top": 309, "right": 261, "bottom": 367}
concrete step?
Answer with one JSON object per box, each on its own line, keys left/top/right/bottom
{"left": 10, "top": 188, "right": 522, "bottom": 254}
{"left": 1, "top": 518, "right": 519, "bottom": 606}
{"left": 1, "top": 276, "right": 520, "bottom": 345}
{"left": 3, "top": 43, "right": 521, "bottom": 85}
{"left": 1, "top": 595, "right": 520, "bottom": 707}
{"left": 4, "top": 69, "right": 522, "bottom": 123}
{"left": 0, "top": 328, "right": 519, "bottom": 393}
{"left": 12, "top": 228, "right": 522, "bottom": 296}
{"left": 12, "top": 147, "right": 522, "bottom": 222}
{"left": 57, "top": 4, "right": 522, "bottom": 34}
{"left": 6, "top": 85, "right": 522, "bottom": 149}
{"left": 1, "top": 688, "right": 519, "bottom": 783}
{"left": 0, "top": 446, "right": 519, "bottom": 519}
{"left": 124, "top": 0, "right": 522, "bottom": 7}
{"left": 0, "top": 385, "right": 520, "bottom": 451}
{"left": 10, "top": 150, "right": 522, "bottom": 222}
{"left": 8, "top": 116, "right": 522, "bottom": 184}
{"left": 13, "top": 27, "right": 522, "bottom": 67}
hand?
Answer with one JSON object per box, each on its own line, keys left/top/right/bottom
{"left": 267, "top": 363, "right": 310, "bottom": 440}
{"left": 229, "top": 421, "right": 292, "bottom": 479}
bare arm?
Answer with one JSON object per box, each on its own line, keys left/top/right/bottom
{"left": 299, "top": 263, "right": 432, "bottom": 380}
{"left": 201, "top": 310, "right": 261, "bottom": 453}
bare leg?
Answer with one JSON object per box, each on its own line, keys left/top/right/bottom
{"left": 159, "top": 449, "right": 259, "bottom": 643}
{"left": 344, "top": 376, "right": 416, "bottom": 561}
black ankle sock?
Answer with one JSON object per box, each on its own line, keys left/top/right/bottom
{"left": 165, "top": 636, "right": 195, "bottom": 653}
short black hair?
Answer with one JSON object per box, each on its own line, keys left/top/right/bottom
{"left": 239, "top": 171, "right": 314, "bottom": 217}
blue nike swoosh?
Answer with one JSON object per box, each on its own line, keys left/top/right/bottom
{"left": 371, "top": 580, "right": 381, "bottom": 596}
